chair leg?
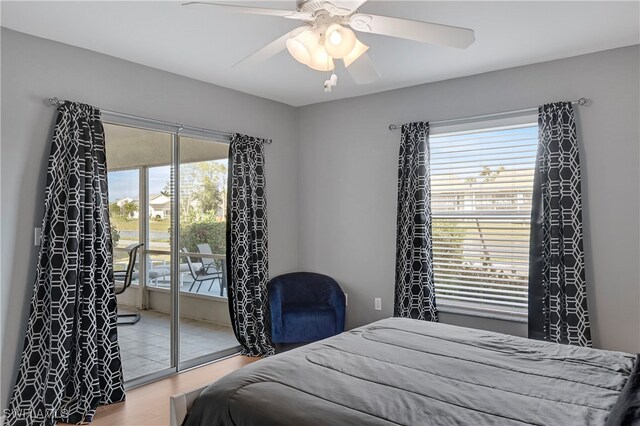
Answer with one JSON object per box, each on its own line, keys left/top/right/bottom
{"left": 117, "top": 313, "right": 141, "bottom": 326}
{"left": 219, "top": 279, "right": 224, "bottom": 297}
{"left": 196, "top": 279, "right": 203, "bottom": 293}
{"left": 207, "top": 278, "right": 222, "bottom": 295}
{"left": 188, "top": 279, "right": 196, "bottom": 292}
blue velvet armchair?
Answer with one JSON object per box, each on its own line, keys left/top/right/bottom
{"left": 268, "top": 272, "right": 346, "bottom": 344}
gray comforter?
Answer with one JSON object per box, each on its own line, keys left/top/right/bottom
{"left": 184, "top": 318, "right": 638, "bottom": 425}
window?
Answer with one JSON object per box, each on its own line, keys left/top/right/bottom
{"left": 430, "top": 117, "right": 537, "bottom": 318}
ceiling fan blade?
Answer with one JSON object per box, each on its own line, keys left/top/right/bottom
{"left": 233, "top": 26, "right": 308, "bottom": 68}
{"left": 182, "top": 2, "right": 312, "bottom": 20}
{"left": 349, "top": 14, "right": 475, "bottom": 49}
{"left": 345, "top": 53, "right": 380, "bottom": 85}
{"left": 324, "top": 0, "right": 369, "bottom": 16}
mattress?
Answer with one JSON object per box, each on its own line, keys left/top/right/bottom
{"left": 183, "top": 317, "right": 639, "bottom": 425}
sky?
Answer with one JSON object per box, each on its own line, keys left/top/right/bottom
{"left": 108, "top": 166, "right": 171, "bottom": 202}
{"left": 430, "top": 124, "right": 537, "bottom": 177}
{"left": 108, "top": 159, "right": 228, "bottom": 202}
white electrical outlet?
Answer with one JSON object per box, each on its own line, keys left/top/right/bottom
{"left": 344, "top": 293, "right": 348, "bottom": 306}
{"left": 374, "top": 298, "right": 382, "bottom": 311}
{"left": 34, "top": 227, "right": 42, "bottom": 246}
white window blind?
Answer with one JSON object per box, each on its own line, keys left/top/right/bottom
{"left": 430, "top": 121, "right": 538, "bottom": 315}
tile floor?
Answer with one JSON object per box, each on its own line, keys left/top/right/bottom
{"left": 117, "top": 310, "right": 238, "bottom": 381}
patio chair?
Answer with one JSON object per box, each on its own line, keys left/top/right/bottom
{"left": 182, "top": 248, "right": 223, "bottom": 294}
{"left": 114, "top": 243, "right": 144, "bottom": 325}
{"left": 196, "top": 243, "right": 226, "bottom": 296}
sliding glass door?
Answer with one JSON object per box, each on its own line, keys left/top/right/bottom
{"left": 178, "top": 135, "right": 236, "bottom": 368}
{"left": 105, "top": 124, "right": 175, "bottom": 383}
{"left": 105, "top": 121, "right": 238, "bottom": 387}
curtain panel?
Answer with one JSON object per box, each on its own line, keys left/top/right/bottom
{"left": 394, "top": 122, "right": 438, "bottom": 321}
{"left": 6, "top": 101, "right": 125, "bottom": 426}
{"left": 528, "top": 102, "right": 592, "bottom": 347}
{"left": 226, "top": 133, "right": 275, "bottom": 356}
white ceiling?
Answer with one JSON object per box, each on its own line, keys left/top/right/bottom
{"left": 2, "top": 1, "right": 639, "bottom": 106}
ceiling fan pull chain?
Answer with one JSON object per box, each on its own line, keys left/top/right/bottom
{"left": 324, "top": 69, "right": 338, "bottom": 93}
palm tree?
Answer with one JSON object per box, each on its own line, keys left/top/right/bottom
{"left": 121, "top": 200, "right": 139, "bottom": 219}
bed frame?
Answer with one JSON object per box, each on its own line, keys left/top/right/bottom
{"left": 170, "top": 384, "right": 209, "bottom": 426}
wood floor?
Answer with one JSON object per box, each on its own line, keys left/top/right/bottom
{"left": 67, "top": 355, "right": 257, "bottom": 426}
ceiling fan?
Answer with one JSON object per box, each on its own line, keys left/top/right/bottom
{"left": 183, "top": 1, "right": 475, "bottom": 92}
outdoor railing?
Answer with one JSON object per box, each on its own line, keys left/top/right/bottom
{"left": 113, "top": 246, "right": 227, "bottom": 298}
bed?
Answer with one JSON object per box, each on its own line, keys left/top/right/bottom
{"left": 176, "top": 317, "right": 639, "bottom": 425}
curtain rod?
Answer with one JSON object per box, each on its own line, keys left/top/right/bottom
{"left": 387, "top": 98, "right": 591, "bottom": 131}
{"left": 46, "top": 97, "right": 272, "bottom": 144}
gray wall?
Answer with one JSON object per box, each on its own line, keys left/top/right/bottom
{"left": 297, "top": 45, "right": 640, "bottom": 353}
{"left": 0, "top": 28, "right": 299, "bottom": 407}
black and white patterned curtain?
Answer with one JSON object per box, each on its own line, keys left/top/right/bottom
{"left": 6, "top": 101, "right": 125, "bottom": 425}
{"left": 394, "top": 122, "right": 438, "bottom": 321}
{"left": 528, "top": 102, "right": 591, "bottom": 347}
{"left": 226, "top": 133, "right": 275, "bottom": 356}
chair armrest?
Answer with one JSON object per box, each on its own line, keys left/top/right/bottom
{"left": 202, "top": 264, "right": 222, "bottom": 275}
{"left": 325, "top": 285, "right": 346, "bottom": 334}
{"left": 268, "top": 285, "right": 284, "bottom": 342}
{"left": 113, "top": 271, "right": 129, "bottom": 294}
{"left": 113, "top": 271, "right": 127, "bottom": 280}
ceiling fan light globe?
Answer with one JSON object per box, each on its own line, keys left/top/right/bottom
{"left": 286, "top": 38, "right": 311, "bottom": 65}
{"left": 308, "top": 46, "right": 335, "bottom": 72}
{"left": 324, "top": 23, "right": 357, "bottom": 59}
{"left": 286, "top": 29, "right": 319, "bottom": 65}
{"left": 342, "top": 39, "right": 369, "bottom": 67}
{"left": 329, "top": 31, "right": 342, "bottom": 46}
